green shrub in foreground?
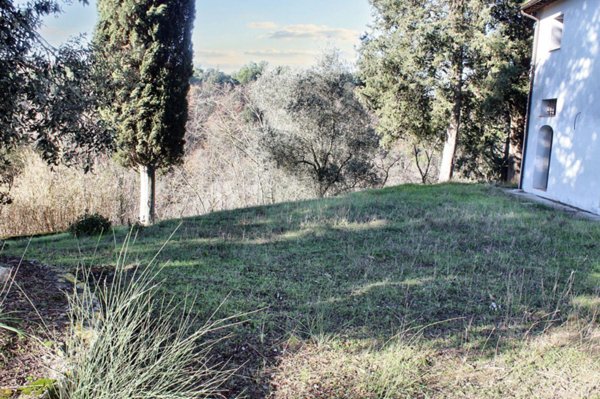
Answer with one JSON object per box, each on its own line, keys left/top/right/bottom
{"left": 53, "top": 239, "right": 234, "bottom": 399}
{"left": 68, "top": 213, "right": 111, "bottom": 236}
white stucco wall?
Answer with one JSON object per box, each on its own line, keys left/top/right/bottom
{"left": 522, "top": 0, "right": 600, "bottom": 214}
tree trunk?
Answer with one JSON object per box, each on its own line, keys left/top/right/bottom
{"left": 438, "top": 80, "right": 463, "bottom": 182}
{"left": 500, "top": 108, "right": 525, "bottom": 183}
{"left": 139, "top": 165, "right": 156, "bottom": 226}
{"left": 438, "top": 118, "right": 460, "bottom": 182}
{"left": 507, "top": 110, "right": 525, "bottom": 183}
{"left": 438, "top": 1, "right": 465, "bottom": 183}
{"left": 501, "top": 129, "right": 512, "bottom": 182}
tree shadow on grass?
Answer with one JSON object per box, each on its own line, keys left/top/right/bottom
{"left": 137, "top": 185, "right": 600, "bottom": 396}
{"left": 5, "top": 184, "right": 600, "bottom": 397}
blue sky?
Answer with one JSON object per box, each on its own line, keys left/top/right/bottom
{"left": 37, "top": 0, "right": 373, "bottom": 73}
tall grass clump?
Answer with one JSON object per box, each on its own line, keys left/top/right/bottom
{"left": 0, "top": 264, "right": 22, "bottom": 336}
{"left": 53, "top": 239, "right": 233, "bottom": 399}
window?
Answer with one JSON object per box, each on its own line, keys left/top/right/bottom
{"left": 541, "top": 99, "right": 557, "bottom": 117}
{"left": 550, "top": 14, "right": 564, "bottom": 51}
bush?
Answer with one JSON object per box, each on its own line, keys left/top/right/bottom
{"left": 68, "top": 213, "right": 111, "bottom": 236}
{"left": 52, "top": 237, "right": 234, "bottom": 399}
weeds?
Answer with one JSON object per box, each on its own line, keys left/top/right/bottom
{"left": 0, "top": 312, "right": 23, "bottom": 337}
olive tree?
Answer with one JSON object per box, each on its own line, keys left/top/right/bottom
{"left": 0, "top": 0, "right": 110, "bottom": 204}
{"left": 251, "top": 53, "right": 382, "bottom": 197}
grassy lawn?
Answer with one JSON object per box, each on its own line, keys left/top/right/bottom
{"left": 4, "top": 183, "right": 600, "bottom": 398}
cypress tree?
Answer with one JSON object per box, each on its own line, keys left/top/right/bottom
{"left": 94, "top": 0, "right": 194, "bottom": 225}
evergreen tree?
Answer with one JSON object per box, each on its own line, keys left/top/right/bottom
{"left": 94, "top": 0, "right": 195, "bottom": 225}
{"left": 472, "top": 0, "right": 532, "bottom": 182}
{"left": 358, "top": 0, "right": 531, "bottom": 182}
{"left": 234, "top": 61, "right": 268, "bottom": 85}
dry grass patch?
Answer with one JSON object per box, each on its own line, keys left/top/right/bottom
{"left": 270, "top": 338, "right": 432, "bottom": 399}
{"left": 434, "top": 324, "right": 600, "bottom": 398}
{"left": 271, "top": 324, "right": 600, "bottom": 399}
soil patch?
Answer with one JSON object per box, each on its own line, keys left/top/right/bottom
{"left": 0, "top": 257, "right": 70, "bottom": 393}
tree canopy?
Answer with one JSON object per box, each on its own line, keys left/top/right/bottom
{"left": 252, "top": 52, "right": 382, "bottom": 197}
{"left": 234, "top": 61, "right": 268, "bottom": 85}
{"left": 358, "top": 0, "right": 532, "bottom": 181}
{"left": 0, "top": 0, "right": 110, "bottom": 204}
{"left": 94, "top": 0, "right": 195, "bottom": 224}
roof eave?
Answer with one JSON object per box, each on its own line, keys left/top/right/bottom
{"left": 522, "top": 0, "right": 560, "bottom": 15}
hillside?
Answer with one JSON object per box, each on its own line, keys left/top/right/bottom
{"left": 3, "top": 183, "right": 600, "bottom": 398}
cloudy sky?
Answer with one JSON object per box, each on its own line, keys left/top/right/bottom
{"left": 38, "top": 0, "right": 373, "bottom": 73}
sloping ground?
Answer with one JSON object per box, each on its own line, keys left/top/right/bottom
{"left": 3, "top": 183, "right": 600, "bottom": 398}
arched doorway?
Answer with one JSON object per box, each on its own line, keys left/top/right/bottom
{"left": 533, "top": 125, "right": 553, "bottom": 190}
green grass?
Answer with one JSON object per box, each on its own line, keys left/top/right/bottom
{"left": 4, "top": 183, "right": 600, "bottom": 398}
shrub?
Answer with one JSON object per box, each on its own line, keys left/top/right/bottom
{"left": 68, "top": 213, "right": 111, "bottom": 236}
{"left": 52, "top": 238, "right": 234, "bottom": 399}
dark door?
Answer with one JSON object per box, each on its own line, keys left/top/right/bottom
{"left": 533, "top": 125, "right": 553, "bottom": 191}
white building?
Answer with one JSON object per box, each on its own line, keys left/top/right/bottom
{"left": 520, "top": 0, "right": 600, "bottom": 214}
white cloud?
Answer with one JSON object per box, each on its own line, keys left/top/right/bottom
{"left": 267, "top": 24, "right": 360, "bottom": 42}
{"left": 195, "top": 49, "right": 232, "bottom": 58}
{"left": 247, "top": 21, "right": 279, "bottom": 30}
{"left": 243, "top": 49, "right": 316, "bottom": 58}
{"left": 194, "top": 49, "right": 245, "bottom": 71}
{"left": 195, "top": 47, "right": 321, "bottom": 72}
{"left": 248, "top": 21, "right": 361, "bottom": 43}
